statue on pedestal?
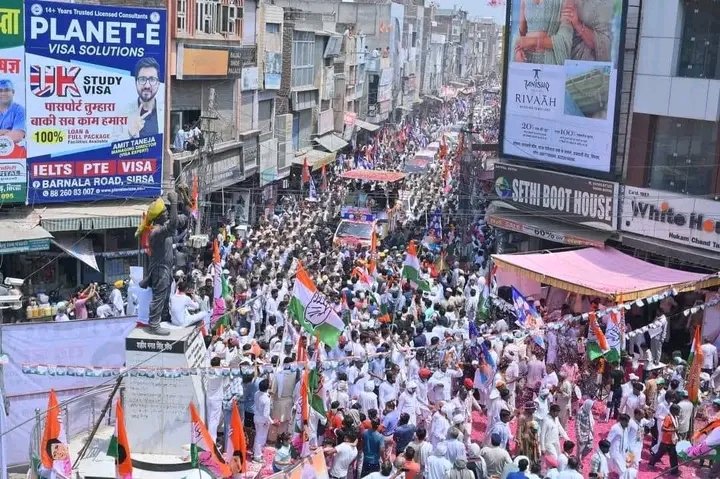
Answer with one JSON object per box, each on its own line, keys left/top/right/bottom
{"left": 136, "top": 191, "right": 178, "bottom": 336}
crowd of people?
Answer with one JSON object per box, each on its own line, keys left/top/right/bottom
{"left": 41, "top": 86, "right": 720, "bottom": 479}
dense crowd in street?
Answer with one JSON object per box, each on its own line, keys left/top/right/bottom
{"left": 41, "top": 91, "right": 720, "bottom": 479}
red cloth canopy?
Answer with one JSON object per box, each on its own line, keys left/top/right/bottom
{"left": 340, "top": 169, "right": 407, "bottom": 183}
{"left": 492, "top": 247, "right": 720, "bottom": 300}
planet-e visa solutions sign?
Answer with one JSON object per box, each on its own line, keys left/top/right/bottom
{"left": 621, "top": 186, "right": 720, "bottom": 253}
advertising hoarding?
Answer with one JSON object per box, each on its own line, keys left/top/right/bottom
{"left": 621, "top": 186, "right": 720, "bottom": 254}
{"left": 0, "top": 0, "right": 27, "bottom": 203}
{"left": 24, "top": 0, "right": 166, "bottom": 203}
{"left": 493, "top": 162, "right": 618, "bottom": 230}
{"left": 500, "top": 0, "right": 627, "bottom": 173}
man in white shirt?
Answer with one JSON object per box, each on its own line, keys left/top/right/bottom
{"left": 702, "top": 339, "right": 718, "bottom": 374}
{"left": 425, "top": 443, "right": 452, "bottom": 479}
{"left": 540, "top": 404, "right": 569, "bottom": 461}
{"left": 429, "top": 363, "right": 463, "bottom": 401}
{"left": 252, "top": 379, "right": 273, "bottom": 462}
{"left": 557, "top": 457, "right": 583, "bottom": 479}
{"left": 169, "top": 282, "right": 208, "bottom": 327}
{"left": 328, "top": 430, "right": 358, "bottom": 479}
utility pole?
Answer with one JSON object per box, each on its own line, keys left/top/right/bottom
{"left": 194, "top": 88, "right": 219, "bottom": 235}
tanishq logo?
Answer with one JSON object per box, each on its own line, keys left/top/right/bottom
{"left": 524, "top": 68, "right": 550, "bottom": 92}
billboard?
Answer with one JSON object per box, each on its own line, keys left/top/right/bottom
{"left": 0, "top": 0, "right": 27, "bottom": 203}
{"left": 24, "top": 0, "right": 166, "bottom": 203}
{"left": 621, "top": 186, "right": 720, "bottom": 254}
{"left": 493, "top": 162, "right": 618, "bottom": 230}
{"left": 500, "top": 0, "right": 627, "bottom": 173}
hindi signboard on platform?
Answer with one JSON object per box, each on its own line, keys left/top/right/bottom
{"left": 500, "top": 0, "right": 627, "bottom": 174}
{"left": 24, "top": 0, "right": 167, "bottom": 203}
{"left": 0, "top": 0, "right": 27, "bottom": 203}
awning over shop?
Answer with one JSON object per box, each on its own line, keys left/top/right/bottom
{"left": 53, "top": 237, "right": 99, "bottom": 271}
{"left": 36, "top": 201, "right": 149, "bottom": 232}
{"left": 292, "top": 149, "right": 336, "bottom": 171}
{"left": 354, "top": 119, "right": 381, "bottom": 132}
{"left": 620, "top": 232, "right": 720, "bottom": 271}
{"left": 315, "top": 133, "right": 349, "bottom": 153}
{"left": 492, "top": 247, "right": 720, "bottom": 300}
{"left": 487, "top": 209, "right": 611, "bottom": 248}
{"left": 0, "top": 214, "right": 52, "bottom": 254}
{"left": 340, "top": 169, "right": 407, "bottom": 183}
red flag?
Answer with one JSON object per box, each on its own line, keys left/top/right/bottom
{"left": 320, "top": 164, "right": 328, "bottom": 191}
{"left": 190, "top": 175, "right": 199, "bottom": 218}
{"left": 296, "top": 335, "right": 308, "bottom": 363}
{"left": 226, "top": 400, "right": 248, "bottom": 474}
{"left": 302, "top": 157, "right": 311, "bottom": 184}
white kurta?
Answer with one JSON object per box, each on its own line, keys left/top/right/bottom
{"left": 607, "top": 423, "right": 632, "bottom": 475}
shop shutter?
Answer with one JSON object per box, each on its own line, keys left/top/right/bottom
{"left": 171, "top": 79, "right": 203, "bottom": 110}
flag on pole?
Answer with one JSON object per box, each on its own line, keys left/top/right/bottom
{"left": 587, "top": 312, "right": 611, "bottom": 361}
{"left": 225, "top": 400, "right": 248, "bottom": 474}
{"left": 302, "top": 157, "right": 311, "bottom": 184}
{"left": 477, "top": 341, "right": 496, "bottom": 387}
{"left": 604, "top": 312, "right": 623, "bottom": 363}
{"left": 688, "top": 324, "right": 704, "bottom": 404}
{"left": 402, "top": 241, "right": 430, "bottom": 292}
{"left": 308, "top": 177, "right": 317, "bottom": 200}
{"left": 477, "top": 278, "right": 491, "bottom": 321}
{"left": 190, "top": 175, "right": 199, "bottom": 218}
{"left": 309, "top": 343, "right": 326, "bottom": 416}
{"left": 320, "top": 164, "right": 328, "bottom": 192}
{"left": 190, "top": 403, "right": 231, "bottom": 478}
{"left": 40, "top": 390, "right": 72, "bottom": 479}
{"left": 296, "top": 335, "right": 308, "bottom": 363}
{"left": 288, "top": 261, "right": 346, "bottom": 347}
{"left": 107, "top": 400, "right": 133, "bottom": 479}
{"left": 511, "top": 286, "right": 543, "bottom": 330}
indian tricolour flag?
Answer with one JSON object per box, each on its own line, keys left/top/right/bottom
{"left": 587, "top": 311, "right": 611, "bottom": 361}
{"left": 289, "top": 262, "right": 346, "bottom": 347}
{"left": 402, "top": 241, "right": 430, "bottom": 292}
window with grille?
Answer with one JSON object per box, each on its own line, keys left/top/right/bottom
{"left": 678, "top": 0, "right": 720, "bottom": 79}
{"left": 292, "top": 31, "right": 316, "bottom": 88}
{"left": 258, "top": 99, "right": 273, "bottom": 134}
{"left": 177, "top": 0, "right": 187, "bottom": 33}
{"left": 195, "top": 0, "right": 220, "bottom": 34}
{"left": 648, "top": 116, "right": 718, "bottom": 195}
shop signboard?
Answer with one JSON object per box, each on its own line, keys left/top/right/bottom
{"left": 500, "top": 0, "right": 627, "bottom": 173}
{"left": 24, "top": 0, "right": 167, "bottom": 203}
{"left": 0, "top": 237, "right": 49, "bottom": 254}
{"left": 493, "top": 162, "right": 618, "bottom": 230}
{"left": 621, "top": 186, "right": 720, "bottom": 254}
{"left": 0, "top": 0, "right": 27, "bottom": 203}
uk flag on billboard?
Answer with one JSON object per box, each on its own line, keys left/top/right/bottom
{"left": 29, "top": 65, "right": 81, "bottom": 97}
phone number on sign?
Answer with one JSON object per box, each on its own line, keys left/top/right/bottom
{"left": 43, "top": 189, "right": 97, "bottom": 198}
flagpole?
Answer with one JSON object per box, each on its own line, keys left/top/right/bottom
{"left": 72, "top": 376, "right": 123, "bottom": 468}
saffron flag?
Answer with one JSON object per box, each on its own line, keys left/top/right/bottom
{"left": 587, "top": 312, "right": 611, "bottom": 361}
{"left": 190, "top": 174, "right": 199, "bottom": 218}
{"left": 688, "top": 324, "right": 704, "bottom": 404}
{"left": 225, "top": 400, "right": 248, "bottom": 474}
{"left": 402, "top": 241, "right": 430, "bottom": 292}
{"left": 107, "top": 400, "right": 133, "bottom": 479}
{"left": 40, "top": 390, "right": 72, "bottom": 479}
{"left": 288, "top": 262, "right": 346, "bottom": 347}
{"left": 302, "top": 157, "right": 311, "bottom": 184}
{"left": 190, "top": 402, "right": 231, "bottom": 478}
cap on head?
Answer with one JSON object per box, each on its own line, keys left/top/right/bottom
{"left": 0, "top": 79, "right": 13, "bottom": 90}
